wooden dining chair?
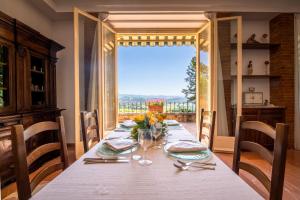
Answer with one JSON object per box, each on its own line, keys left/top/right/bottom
{"left": 199, "top": 109, "right": 216, "bottom": 151}
{"left": 233, "top": 117, "right": 288, "bottom": 200}
{"left": 10, "top": 116, "right": 69, "bottom": 200}
{"left": 80, "top": 109, "right": 100, "bottom": 153}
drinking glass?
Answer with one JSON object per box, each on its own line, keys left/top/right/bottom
{"left": 138, "top": 129, "right": 153, "bottom": 166}
{"left": 152, "top": 125, "right": 162, "bottom": 149}
{"left": 131, "top": 142, "right": 141, "bottom": 161}
{"left": 163, "top": 124, "right": 169, "bottom": 145}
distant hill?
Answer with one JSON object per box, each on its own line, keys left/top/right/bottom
{"left": 119, "top": 94, "right": 188, "bottom": 103}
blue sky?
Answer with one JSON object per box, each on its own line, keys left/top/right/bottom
{"left": 118, "top": 46, "right": 196, "bottom": 96}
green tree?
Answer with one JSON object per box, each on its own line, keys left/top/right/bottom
{"left": 182, "top": 56, "right": 208, "bottom": 102}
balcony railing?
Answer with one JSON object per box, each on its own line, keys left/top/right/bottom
{"left": 118, "top": 101, "right": 196, "bottom": 114}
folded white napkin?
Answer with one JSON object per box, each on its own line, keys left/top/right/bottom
{"left": 104, "top": 139, "right": 136, "bottom": 151}
{"left": 164, "top": 120, "right": 180, "bottom": 126}
{"left": 105, "top": 131, "right": 131, "bottom": 140}
{"left": 120, "top": 120, "right": 137, "bottom": 128}
{"left": 166, "top": 141, "right": 207, "bottom": 153}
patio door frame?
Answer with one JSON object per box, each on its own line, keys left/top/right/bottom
{"left": 195, "top": 21, "right": 212, "bottom": 139}
{"left": 74, "top": 8, "right": 118, "bottom": 158}
{"left": 101, "top": 21, "right": 118, "bottom": 134}
{"left": 211, "top": 15, "right": 243, "bottom": 153}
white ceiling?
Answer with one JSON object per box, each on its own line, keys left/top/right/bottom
{"left": 106, "top": 12, "right": 207, "bottom": 29}
{"left": 28, "top": 0, "right": 300, "bottom": 31}
{"left": 41, "top": 0, "right": 300, "bottom": 13}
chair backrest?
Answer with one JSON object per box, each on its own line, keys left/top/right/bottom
{"left": 11, "top": 116, "right": 69, "bottom": 200}
{"left": 232, "top": 117, "right": 288, "bottom": 200}
{"left": 199, "top": 108, "right": 216, "bottom": 151}
{"left": 80, "top": 109, "right": 100, "bottom": 152}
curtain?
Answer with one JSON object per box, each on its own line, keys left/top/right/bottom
{"left": 87, "top": 30, "right": 98, "bottom": 111}
{"left": 103, "top": 27, "right": 117, "bottom": 131}
{"left": 217, "top": 49, "right": 229, "bottom": 136}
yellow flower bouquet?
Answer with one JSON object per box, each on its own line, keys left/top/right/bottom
{"left": 131, "top": 112, "right": 167, "bottom": 140}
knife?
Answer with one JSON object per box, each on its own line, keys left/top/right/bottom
{"left": 167, "top": 139, "right": 198, "bottom": 143}
{"left": 83, "top": 156, "right": 128, "bottom": 161}
{"left": 104, "top": 136, "right": 131, "bottom": 140}
{"left": 114, "top": 129, "right": 127, "bottom": 132}
{"left": 84, "top": 159, "right": 129, "bottom": 164}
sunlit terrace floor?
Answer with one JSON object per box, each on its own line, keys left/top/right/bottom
{"left": 2, "top": 123, "right": 300, "bottom": 200}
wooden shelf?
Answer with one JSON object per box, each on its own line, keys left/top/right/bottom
{"left": 31, "top": 70, "right": 44, "bottom": 74}
{"left": 231, "top": 75, "right": 281, "bottom": 79}
{"left": 0, "top": 62, "right": 7, "bottom": 66}
{"left": 231, "top": 43, "right": 280, "bottom": 49}
{"left": 0, "top": 87, "right": 7, "bottom": 90}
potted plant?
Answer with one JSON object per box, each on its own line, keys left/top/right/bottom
{"left": 147, "top": 99, "right": 164, "bottom": 113}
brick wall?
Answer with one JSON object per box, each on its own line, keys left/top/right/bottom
{"left": 270, "top": 14, "right": 295, "bottom": 148}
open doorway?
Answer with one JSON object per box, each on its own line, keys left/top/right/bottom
{"left": 117, "top": 45, "right": 197, "bottom": 135}
{"left": 74, "top": 9, "right": 243, "bottom": 157}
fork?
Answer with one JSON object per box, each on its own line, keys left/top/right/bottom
{"left": 166, "top": 139, "right": 198, "bottom": 144}
{"left": 177, "top": 160, "right": 216, "bottom": 166}
{"left": 173, "top": 162, "right": 215, "bottom": 170}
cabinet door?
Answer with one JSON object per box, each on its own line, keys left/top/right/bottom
{"left": 28, "top": 51, "right": 48, "bottom": 109}
{"left": 16, "top": 46, "right": 30, "bottom": 112}
{"left": 0, "top": 38, "right": 15, "bottom": 114}
{"left": 48, "top": 58, "right": 57, "bottom": 107}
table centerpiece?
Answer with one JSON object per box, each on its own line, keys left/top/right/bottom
{"left": 131, "top": 112, "right": 167, "bottom": 140}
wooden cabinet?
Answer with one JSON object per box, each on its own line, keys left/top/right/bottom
{"left": 28, "top": 52, "right": 48, "bottom": 108}
{"left": 0, "top": 38, "right": 15, "bottom": 114}
{"left": 0, "top": 11, "right": 64, "bottom": 186}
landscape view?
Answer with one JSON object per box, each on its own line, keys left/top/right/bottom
{"left": 118, "top": 46, "right": 204, "bottom": 113}
{"left": 118, "top": 94, "right": 195, "bottom": 113}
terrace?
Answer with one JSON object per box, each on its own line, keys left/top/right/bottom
{"left": 118, "top": 101, "right": 196, "bottom": 123}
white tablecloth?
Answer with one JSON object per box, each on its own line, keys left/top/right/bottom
{"left": 32, "top": 126, "right": 262, "bottom": 200}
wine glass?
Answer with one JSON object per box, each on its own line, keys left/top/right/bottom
{"left": 163, "top": 124, "right": 169, "bottom": 145}
{"left": 152, "top": 124, "right": 162, "bottom": 149}
{"left": 138, "top": 129, "right": 153, "bottom": 166}
{"left": 131, "top": 142, "right": 141, "bottom": 161}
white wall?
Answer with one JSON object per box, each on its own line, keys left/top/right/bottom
{"left": 0, "top": 0, "right": 53, "bottom": 38}
{"left": 52, "top": 20, "right": 75, "bottom": 143}
{"left": 0, "top": 0, "right": 75, "bottom": 143}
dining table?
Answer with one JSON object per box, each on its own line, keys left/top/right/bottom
{"left": 31, "top": 122, "right": 263, "bottom": 200}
